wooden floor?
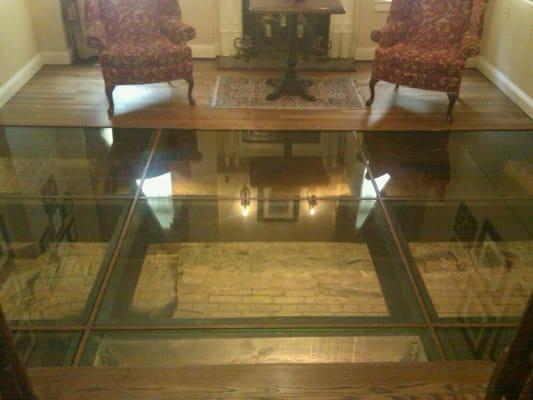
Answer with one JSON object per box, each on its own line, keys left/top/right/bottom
{"left": 0, "top": 61, "right": 531, "bottom": 130}
{"left": 29, "top": 362, "right": 494, "bottom": 399}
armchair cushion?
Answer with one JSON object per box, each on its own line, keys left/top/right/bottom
{"left": 375, "top": 43, "right": 465, "bottom": 76}
{"left": 100, "top": 37, "right": 192, "bottom": 69}
{"left": 161, "top": 17, "right": 196, "bottom": 44}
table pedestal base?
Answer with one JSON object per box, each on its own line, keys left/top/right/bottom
{"left": 265, "top": 77, "right": 315, "bottom": 101}
{"left": 262, "top": 14, "right": 316, "bottom": 103}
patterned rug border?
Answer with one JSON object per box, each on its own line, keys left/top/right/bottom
{"left": 211, "top": 75, "right": 367, "bottom": 110}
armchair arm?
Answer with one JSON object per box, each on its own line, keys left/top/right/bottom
{"left": 161, "top": 17, "right": 196, "bottom": 44}
{"left": 457, "top": 0, "right": 489, "bottom": 60}
{"left": 457, "top": 31, "right": 481, "bottom": 59}
{"left": 86, "top": 20, "right": 107, "bottom": 50}
{"left": 85, "top": 0, "right": 107, "bottom": 50}
{"left": 371, "top": 21, "right": 409, "bottom": 47}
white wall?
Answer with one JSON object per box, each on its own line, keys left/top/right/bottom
{"left": 478, "top": 0, "right": 533, "bottom": 118}
{"left": 0, "top": 0, "right": 40, "bottom": 106}
{"left": 0, "top": 0, "right": 73, "bottom": 107}
{"left": 29, "top": 0, "right": 72, "bottom": 63}
{"left": 0, "top": 0, "right": 38, "bottom": 86}
{"left": 180, "top": 0, "right": 218, "bottom": 57}
{"left": 353, "top": 0, "right": 389, "bottom": 59}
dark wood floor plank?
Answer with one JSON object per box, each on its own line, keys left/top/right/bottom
{"left": 29, "top": 362, "right": 494, "bottom": 399}
{"left": 1, "top": 62, "right": 531, "bottom": 131}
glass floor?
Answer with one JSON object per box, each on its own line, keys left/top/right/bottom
{"left": 0, "top": 127, "right": 531, "bottom": 367}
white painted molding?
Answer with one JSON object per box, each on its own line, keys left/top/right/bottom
{"left": 41, "top": 49, "right": 74, "bottom": 65}
{"left": 216, "top": 0, "right": 242, "bottom": 56}
{"left": 355, "top": 47, "right": 376, "bottom": 61}
{"left": 477, "top": 56, "right": 533, "bottom": 119}
{"left": 0, "top": 54, "right": 43, "bottom": 109}
{"left": 374, "top": 0, "right": 392, "bottom": 12}
{"left": 191, "top": 44, "right": 217, "bottom": 59}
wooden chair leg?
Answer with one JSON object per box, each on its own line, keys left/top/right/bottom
{"left": 447, "top": 92, "right": 458, "bottom": 122}
{"left": 105, "top": 85, "right": 115, "bottom": 116}
{"left": 186, "top": 78, "right": 196, "bottom": 106}
{"left": 366, "top": 78, "right": 379, "bottom": 107}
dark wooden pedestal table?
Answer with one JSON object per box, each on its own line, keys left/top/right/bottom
{"left": 249, "top": 0, "right": 345, "bottom": 101}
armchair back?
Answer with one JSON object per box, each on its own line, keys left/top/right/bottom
{"left": 388, "top": 0, "right": 488, "bottom": 47}
{"left": 86, "top": 0, "right": 183, "bottom": 42}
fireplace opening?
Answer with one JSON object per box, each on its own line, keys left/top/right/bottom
{"left": 241, "top": 0, "right": 332, "bottom": 60}
{"left": 216, "top": 1, "right": 356, "bottom": 72}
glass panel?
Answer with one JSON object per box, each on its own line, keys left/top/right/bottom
{"left": 458, "top": 131, "right": 533, "bottom": 199}
{"left": 386, "top": 200, "right": 533, "bottom": 323}
{"left": 0, "top": 127, "right": 155, "bottom": 197}
{"left": 13, "top": 331, "right": 81, "bottom": 367}
{"left": 507, "top": 200, "right": 533, "bottom": 237}
{"left": 362, "top": 132, "right": 502, "bottom": 199}
{"left": 438, "top": 327, "right": 516, "bottom": 361}
{"left": 80, "top": 329, "right": 438, "bottom": 366}
{"left": 0, "top": 198, "right": 131, "bottom": 326}
{"left": 97, "top": 199, "right": 422, "bottom": 325}
{"left": 143, "top": 130, "right": 376, "bottom": 198}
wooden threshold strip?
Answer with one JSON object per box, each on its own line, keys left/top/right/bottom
{"left": 29, "top": 361, "right": 494, "bottom": 400}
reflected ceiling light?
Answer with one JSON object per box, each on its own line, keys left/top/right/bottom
{"left": 136, "top": 173, "right": 172, "bottom": 197}
{"left": 306, "top": 188, "right": 318, "bottom": 216}
{"left": 101, "top": 128, "right": 114, "bottom": 148}
{"left": 375, "top": 173, "right": 391, "bottom": 192}
{"left": 240, "top": 185, "right": 251, "bottom": 218}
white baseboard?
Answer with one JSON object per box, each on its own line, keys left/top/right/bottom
{"left": 477, "top": 56, "right": 533, "bottom": 119}
{"left": 374, "top": 0, "right": 392, "bottom": 12}
{"left": 41, "top": 49, "right": 74, "bottom": 65}
{"left": 191, "top": 44, "right": 216, "bottom": 59}
{"left": 0, "top": 48, "right": 75, "bottom": 108}
{"left": 0, "top": 54, "right": 43, "bottom": 108}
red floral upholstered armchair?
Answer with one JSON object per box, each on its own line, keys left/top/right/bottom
{"left": 85, "top": 0, "right": 196, "bottom": 115}
{"left": 366, "top": 0, "right": 490, "bottom": 120}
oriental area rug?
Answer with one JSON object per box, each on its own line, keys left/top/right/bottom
{"left": 212, "top": 76, "right": 366, "bottom": 109}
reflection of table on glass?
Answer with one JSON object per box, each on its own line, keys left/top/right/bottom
{"left": 249, "top": 0, "right": 345, "bottom": 101}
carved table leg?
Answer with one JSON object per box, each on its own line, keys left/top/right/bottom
{"left": 264, "top": 14, "right": 315, "bottom": 102}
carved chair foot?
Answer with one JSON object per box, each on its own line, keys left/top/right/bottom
{"left": 105, "top": 85, "right": 115, "bottom": 116}
{"left": 447, "top": 92, "right": 458, "bottom": 122}
{"left": 186, "top": 78, "right": 195, "bottom": 106}
{"left": 366, "top": 78, "right": 378, "bottom": 107}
